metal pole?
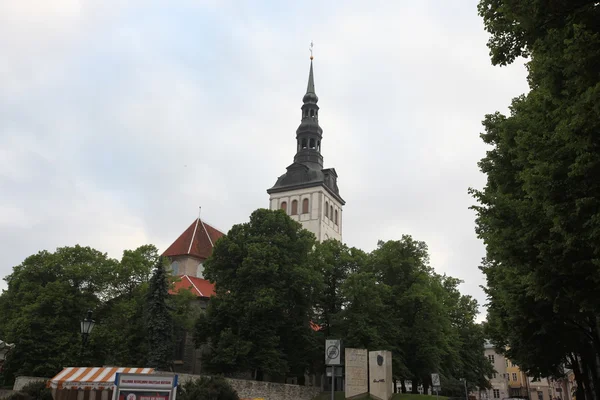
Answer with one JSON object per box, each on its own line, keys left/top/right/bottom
{"left": 464, "top": 379, "right": 468, "bottom": 400}
{"left": 331, "top": 366, "right": 335, "bottom": 400}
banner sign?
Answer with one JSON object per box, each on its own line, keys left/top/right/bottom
{"left": 113, "top": 374, "right": 178, "bottom": 400}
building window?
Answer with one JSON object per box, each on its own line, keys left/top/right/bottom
{"left": 330, "top": 205, "right": 333, "bottom": 220}
{"left": 506, "top": 360, "right": 509, "bottom": 367}
{"left": 538, "top": 392, "right": 543, "bottom": 400}
{"left": 488, "top": 355, "right": 495, "bottom": 364}
{"left": 334, "top": 209, "right": 338, "bottom": 225}
{"left": 309, "top": 138, "right": 315, "bottom": 149}
{"left": 281, "top": 201, "right": 287, "bottom": 213}
{"left": 291, "top": 200, "right": 298, "bottom": 215}
{"left": 170, "top": 261, "right": 179, "bottom": 275}
{"left": 325, "top": 201, "right": 329, "bottom": 218}
{"left": 302, "top": 139, "right": 307, "bottom": 149}
{"left": 302, "top": 198, "right": 309, "bottom": 214}
{"left": 512, "top": 373, "right": 517, "bottom": 381}
{"left": 493, "top": 390, "right": 500, "bottom": 399}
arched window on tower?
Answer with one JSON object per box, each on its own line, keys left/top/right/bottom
{"left": 317, "top": 141, "right": 321, "bottom": 152}
{"left": 309, "top": 139, "right": 315, "bottom": 149}
{"left": 310, "top": 109, "right": 314, "bottom": 117}
{"left": 334, "top": 210, "right": 338, "bottom": 225}
{"left": 302, "top": 198, "right": 309, "bottom": 214}
{"left": 281, "top": 201, "right": 287, "bottom": 213}
{"left": 302, "top": 139, "right": 307, "bottom": 149}
{"left": 291, "top": 200, "right": 298, "bottom": 215}
{"left": 325, "top": 201, "right": 329, "bottom": 218}
{"left": 330, "top": 205, "right": 333, "bottom": 220}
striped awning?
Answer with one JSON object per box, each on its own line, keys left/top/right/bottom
{"left": 47, "top": 367, "right": 155, "bottom": 390}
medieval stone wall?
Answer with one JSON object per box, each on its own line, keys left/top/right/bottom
{"left": 168, "top": 372, "right": 321, "bottom": 400}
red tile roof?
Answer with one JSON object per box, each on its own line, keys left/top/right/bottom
{"left": 163, "top": 218, "right": 225, "bottom": 260}
{"left": 170, "top": 274, "right": 216, "bottom": 298}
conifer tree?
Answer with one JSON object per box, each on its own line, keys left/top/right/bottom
{"left": 146, "top": 257, "right": 174, "bottom": 371}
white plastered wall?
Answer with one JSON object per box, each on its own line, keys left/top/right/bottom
{"left": 269, "top": 186, "right": 342, "bottom": 242}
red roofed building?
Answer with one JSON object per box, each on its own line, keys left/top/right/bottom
{"left": 162, "top": 217, "right": 225, "bottom": 373}
{"left": 170, "top": 274, "right": 216, "bottom": 298}
{"left": 163, "top": 217, "right": 224, "bottom": 283}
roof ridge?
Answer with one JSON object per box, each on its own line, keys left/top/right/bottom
{"left": 199, "top": 218, "right": 214, "bottom": 247}
{"left": 188, "top": 217, "right": 201, "bottom": 254}
{"left": 196, "top": 218, "right": 226, "bottom": 235}
{"left": 183, "top": 274, "right": 203, "bottom": 297}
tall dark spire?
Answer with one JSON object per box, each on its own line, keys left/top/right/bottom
{"left": 267, "top": 52, "right": 344, "bottom": 206}
{"left": 304, "top": 60, "right": 317, "bottom": 101}
{"left": 294, "top": 59, "right": 323, "bottom": 168}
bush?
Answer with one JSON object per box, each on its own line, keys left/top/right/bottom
{"left": 177, "top": 376, "right": 239, "bottom": 400}
{"left": 20, "top": 382, "right": 52, "bottom": 400}
{"left": 5, "top": 381, "right": 52, "bottom": 400}
{"left": 6, "top": 392, "right": 33, "bottom": 400}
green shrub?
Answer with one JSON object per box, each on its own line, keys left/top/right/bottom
{"left": 6, "top": 392, "right": 33, "bottom": 400}
{"left": 19, "top": 382, "right": 52, "bottom": 400}
{"left": 177, "top": 376, "right": 239, "bottom": 400}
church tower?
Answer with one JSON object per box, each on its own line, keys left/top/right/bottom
{"left": 267, "top": 56, "right": 345, "bottom": 242}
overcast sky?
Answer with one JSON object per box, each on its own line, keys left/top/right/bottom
{"left": 0, "top": 0, "right": 529, "bottom": 318}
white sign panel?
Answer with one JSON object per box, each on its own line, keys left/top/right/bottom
{"left": 431, "top": 373, "right": 441, "bottom": 387}
{"left": 325, "top": 339, "right": 341, "bottom": 365}
{"left": 345, "top": 348, "right": 368, "bottom": 398}
{"left": 117, "top": 374, "right": 177, "bottom": 390}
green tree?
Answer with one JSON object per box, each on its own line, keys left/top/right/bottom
{"left": 311, "top": 239, "right": 367, "bottom": 338}
{"left": 0, "top": 246, "right": 117, "bottom": 379}
{"left": 146, "top": 257, "right": 174, "bottom": 371}
{"left": 472, "top": 0, "right": 600, "bottom": 398}
{"left": 195, "top": 208, "right": 319, "bottom": 382}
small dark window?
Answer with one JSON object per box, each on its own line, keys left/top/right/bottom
{"left": 281, "top": 201, "right": 287, "bottom": 213}
{"left": 302, "top": 198, "right": 309, "bottom": 214}
{"left": 325, "top": 201, "right": 329, "bottom": 218}
{"left": 330, "top": 205, "right": 333, "bottom": 219}
{"left": 309, "top": 138, "right": 315, "bottom": 149}
{"left": 291, "top": 200, "right": 298, "bottom": 215}
{"left": 302, "top": 139, "right": 307, "bottom": 149}
{"left": 317, "top": 141, "right": 321, "bottom": 151}
{"left": 334, "top": 210, "right": 338, "bottom": 225}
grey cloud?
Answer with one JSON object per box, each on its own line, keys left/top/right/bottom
{"left": 0, "top": 0, "right": 528, "bottom": 320}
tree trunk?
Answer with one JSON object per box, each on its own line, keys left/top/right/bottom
{"left": 412, "top": 380, "right": 419, "bottom": 394}
{"left": 298, "top": 374, "right": 306, "bottom": 386}
{"left": 401, "top": 380, "right": 407, "bottom": 393}
{"left": 256, "top": 369, "right": 264, "bottom": 381}
{"left": 423, "top": 381, "right": 430, "bottom": 396}
{"left": 580, "top": 351, "right": 595, "bottom": 400}
{"left": 572, "top": 354, "right": 587, "bottom": 400}
{"left": 394, "top": 379, "right": 397, "bottom": 393}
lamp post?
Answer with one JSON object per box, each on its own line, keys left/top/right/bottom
{"left": 80, "top": 310, "right": 95, "bottom": 357}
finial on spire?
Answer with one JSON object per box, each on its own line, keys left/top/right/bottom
{"left": 309, "top": 41, "right": 314, "bottom": 60}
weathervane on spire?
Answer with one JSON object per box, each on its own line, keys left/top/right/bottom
{"left": 309, "top": 41, "right": 314, "bottom": 60}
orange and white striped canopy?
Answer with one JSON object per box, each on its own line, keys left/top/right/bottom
{"left": 48, "top": 367, "right": 155, "bottom": 390}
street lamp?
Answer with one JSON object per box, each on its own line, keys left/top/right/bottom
{"left": 80, "top": 310, "right": 95, "bottom": 356}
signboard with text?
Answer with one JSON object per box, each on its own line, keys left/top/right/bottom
{"left": 112, "top": 374, "right": 178, "bottom": 400}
